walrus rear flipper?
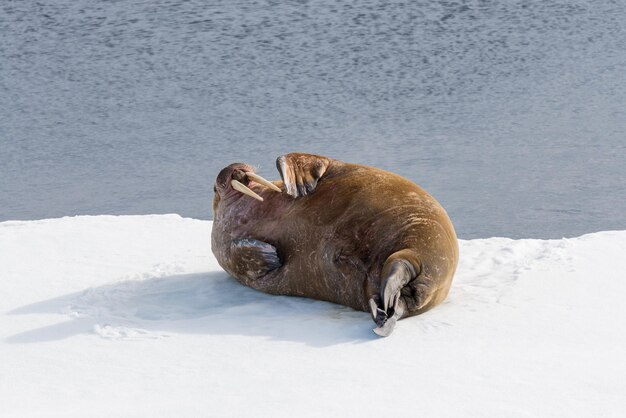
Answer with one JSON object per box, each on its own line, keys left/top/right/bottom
{"left": 370, "top": 258, "right": 414, "bottom": 337}
{"left": 230, "top": 238, "right": 281, "bottom": 281}
{"left": 276, "top": 153, "right": 331, "bottom": 198}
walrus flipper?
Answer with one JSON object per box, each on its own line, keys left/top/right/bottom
{"left": 370, "top": 259, "right": 414, "bottom": 337}
{"left": 276, "top": 153, "right": 331, "bottom": 198}
{"left": 230, "top": 238, "right": 281, "bottom": 281}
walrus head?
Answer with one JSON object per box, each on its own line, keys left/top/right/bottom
{"left": 212, "top": 163, "right": 281, "bottom": 212}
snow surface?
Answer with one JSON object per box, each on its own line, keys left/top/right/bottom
{"left": 1, "top": 215, "right": 624, "bottom": 417}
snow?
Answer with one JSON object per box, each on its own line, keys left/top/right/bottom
{"left": 1, "top": 215, "right": 624, "bottom": 417}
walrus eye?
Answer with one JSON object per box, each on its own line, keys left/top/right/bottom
{"left": 231, "top": 179, "right": 264, "bottom": 201}
{"left": 245, "top": 172, "right": 281, "bottom": 192}
{"left": 213, "top": 186, "right": 217, "bottom": 193}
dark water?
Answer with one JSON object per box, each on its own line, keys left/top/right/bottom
{"left": 1, "top": 0, "right": 625, "bottom": 238}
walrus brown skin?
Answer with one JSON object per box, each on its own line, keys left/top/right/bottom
{"left": 211, "top": 153, "right": 459, "bottom": 336}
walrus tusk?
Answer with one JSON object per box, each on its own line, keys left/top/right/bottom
{"left": 231, "top": 179, "right": 264, "bottom": 201}
{"left": 246, "top": 172, "right": 281, "bottom": 192}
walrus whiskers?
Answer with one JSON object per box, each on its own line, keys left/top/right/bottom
{"left": 231, "top": 179, "right": 264, "bottom": 201}
{"left": 246, "top": 172, "right": 282, "bottom": 192}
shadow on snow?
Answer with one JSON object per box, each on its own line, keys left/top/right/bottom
{"left": 5, "top": 272, "right": 377, "bottom": 347}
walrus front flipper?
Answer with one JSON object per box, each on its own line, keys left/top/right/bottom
{"left": 276, "top": 153, "right": 331, "bottom": 198}
{"left": 230, "top": 238, "right": 281, "bottom": 281}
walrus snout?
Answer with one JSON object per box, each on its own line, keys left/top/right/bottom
{"left": 214, "top": 163, "right": 281, "bottom": 202}
{"left": 215, "top": 163, "right": 254, "bottom": 188}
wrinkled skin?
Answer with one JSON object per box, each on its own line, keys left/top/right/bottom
{"left": 211, "top": 153, "right": 459, "bottom": 335}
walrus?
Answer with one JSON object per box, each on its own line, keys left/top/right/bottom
{"left": 211, "top": 153, "right": 458, "bottom": 336}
